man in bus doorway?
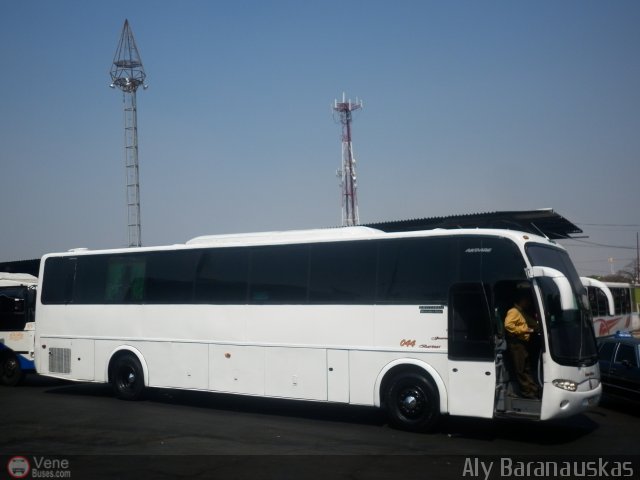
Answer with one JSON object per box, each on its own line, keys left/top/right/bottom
{"left": 504, "top": 286, "right": 541, "bottom": 399}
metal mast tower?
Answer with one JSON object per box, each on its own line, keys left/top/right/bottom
{"left": 334, "top": 93, "right": 363, "bottom": 227}
{"left": 110, "top": 19, "right": 147, "bottom": 247}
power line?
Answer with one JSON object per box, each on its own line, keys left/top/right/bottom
{"left": 576, "top": 222, "right": 640, "bottom": 227}
{"left": 572, "top": 258, "right": 636, "bottom": 264}
{"left": 561, "top": 238, "right": 636, "bottom": 250}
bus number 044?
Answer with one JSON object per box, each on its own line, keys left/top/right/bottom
{"left": 400, "top": 339, "right": 416, "bottom": 347}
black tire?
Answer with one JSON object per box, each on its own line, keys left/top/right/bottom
{"left": 0, "top": 352, "right": 25, "bottom": 387}
{"left": 111, "top": 353, "right": 145, "bottom": 401}
{"left": 384, "top": 371, "right": 440, "bottom": 432}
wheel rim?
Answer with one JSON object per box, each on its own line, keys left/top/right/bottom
{"left": 397, "top": 386, "right": 427, "bottom": 419}
{"left": 118, "top": 365, "right": 137, "bottom": 391}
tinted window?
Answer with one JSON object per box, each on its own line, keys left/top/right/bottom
{"left": 457, "top": 237, "right": 526, "bottom": 284}
{"left": 41, "top": 257, "right": 76, "bottom": 304}
{"left": 538, "top": 276, "right": 598, "bottom": 365}
{"left": 528, "top": 244, "right": 598, "bottom": 366}
{"left": 309, "top": 241, "right": 376, "bottom": 304}
{"left": 611, "top": 288, "right": 631, "bottom": 315}
{"left": 74, "top": 255, "right": 109, "bottom": 304}
{"left": 145, "top": 250, "right": 199, "bottom": 303}
{"left": 598, "top": 342, "right": 615, "bottom": 362}
{"left": 0, "top": 286, "right": 30, "bottom": 330}
{"left": 105, "top": 256, "right": 146, "bottom": 303}
{"left": 615, "top": 344, "right": 638, "bottom": 368}
{"left": 377, "top": 237, "right": 450, "bottom": 304}
{"left": 588, "top": 287, "right": 609, "bottom": 317}
{"left": 249, "top": 245, "right": 309, "bottom": 304}
{"left": 448, "top": 283, "right": 494, "bottom": 360}
{"left": 0, "top": 287, "right": 26, "bottom": 314}
{"left": 526, "top": 244, "right": 584, "bottom": 295}
{"left": 195, "top": 248, "right": 249, "bottom": 304}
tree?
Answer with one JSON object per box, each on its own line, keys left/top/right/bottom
{"left": 598, "top": 260, "right": 638, "bottom": 283}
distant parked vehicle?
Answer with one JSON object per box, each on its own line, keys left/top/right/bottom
{"left": 0, "top": 273, "right": 37, "bottom": 386}
{"left": 597, "top": 332, "right": 640, "bottom": 402}
{"left": 581, "top": 278, "right": 640, "bottom": 337}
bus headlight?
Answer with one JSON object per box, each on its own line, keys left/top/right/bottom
{"left": 552, "top": 379, "right": 577, "bottom": 392}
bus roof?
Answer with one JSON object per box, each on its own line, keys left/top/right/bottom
{"left": 186, "top": 226, "right": 557, "bottom": 247}
{"left": 186, "top": 226, "right": 555, "bottom": 248}
{"left": 581, "top": 278, "right": 635, "bottom": 289}
{"left": 41, "top": 226, "right": 560, "bottom": 258}
{"left": 186, "top": 226, "right": 384, "bottom": 247}
{"left": 0, "top": 272, "right": 37, "bottom": 287}
{"left": 599, "top": 282, "right": 634, "bottom": 288}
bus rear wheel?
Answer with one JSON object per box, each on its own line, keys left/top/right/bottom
{"left": 111, "top": 353, "right": 145, "bottom": 401}
{"left": 384, "top": 371, "right": 440, "bottom": 432}
{"left": 1, "top": 352, "right": 25, "bottom": 387}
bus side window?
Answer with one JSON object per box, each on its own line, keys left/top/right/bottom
{"left": 622, "top": 289, "right": 631, "bottom": 314}
{"left": 248, "top": 245, "right": 309, "bottom": 304}
{"left": 308, "top": 241, "right": 376, "bottom": 304}
{"left": 195, "top": 248, "right": 249, "bottom": 304}
{"left": 448, "top": 283, "right": 494, "bottom": 360}
{"left": 595, "top": 288, "right": 609, "bottom": 316}
{"left": 145, "top": 250, "right": 199, "bottom": 304}
{"left": 105, "top": 257, "right": 146, "bottom": 303}
{"left": 611, "top": 288, "right": 632, "bottom": 315}
{"left": 587, "top": 287, "right": 608, "bottom": 317}
{"left": 41, "top": 257, "right": 76, "bottom": 305}
{"left": 376, "top": 238, "right": 450, "bottom": 304}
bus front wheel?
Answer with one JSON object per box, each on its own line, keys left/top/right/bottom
{"left": 0, "top": 352, "right": 25, "bottom": 387}
{"left": 111, "top": 353, "right": 145, "bottom": 401}
{"left": 384, "top": 371, "right": 440, "bottom": 432}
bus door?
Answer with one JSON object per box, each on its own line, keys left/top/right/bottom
{"left": 447, "top": 283, "right": 496, "bottom": 418}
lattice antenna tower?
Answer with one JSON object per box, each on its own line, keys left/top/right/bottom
{"left": 110, "top": 19, "right": 148, "bottom": 247}
{"left": 333, "top": 93, "right": 363, "bottom": 226}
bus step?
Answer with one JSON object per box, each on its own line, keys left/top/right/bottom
{"left": 504, "top": 396, "right": 541, "bottom": 416}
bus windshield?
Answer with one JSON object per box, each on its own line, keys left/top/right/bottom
{"left": 526, "top": 244, "right": 598, "bottom": 367}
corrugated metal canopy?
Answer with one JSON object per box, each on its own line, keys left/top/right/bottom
{"left": 363, "top": 209, "right": 583, "bottom": 240}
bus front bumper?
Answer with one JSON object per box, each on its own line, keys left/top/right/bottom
{"left": 540, "top": 380, "right": 602, "bottom": 420}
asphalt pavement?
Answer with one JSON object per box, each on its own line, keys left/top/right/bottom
{"left": 1, "top": 375, "right": 639, "bottom": 479}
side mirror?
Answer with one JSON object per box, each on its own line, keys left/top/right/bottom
{"left": 526, "top": 266, "right": 577, "bottom": 311}
{"left": 580, "top": 277, "right": 615, "bottom": 316}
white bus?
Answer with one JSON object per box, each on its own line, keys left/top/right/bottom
{"left": 0, "top": 273, "right": 38, "bottom": 386}
{"left": 581, "top": 278, "right": 640, "bottom": 337}
{"left": 35, "top": 227, "right": 601, "bottom": 431}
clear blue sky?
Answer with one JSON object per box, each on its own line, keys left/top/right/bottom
{"left": 1, "top": 0, "right": 638, "bottom": 277}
